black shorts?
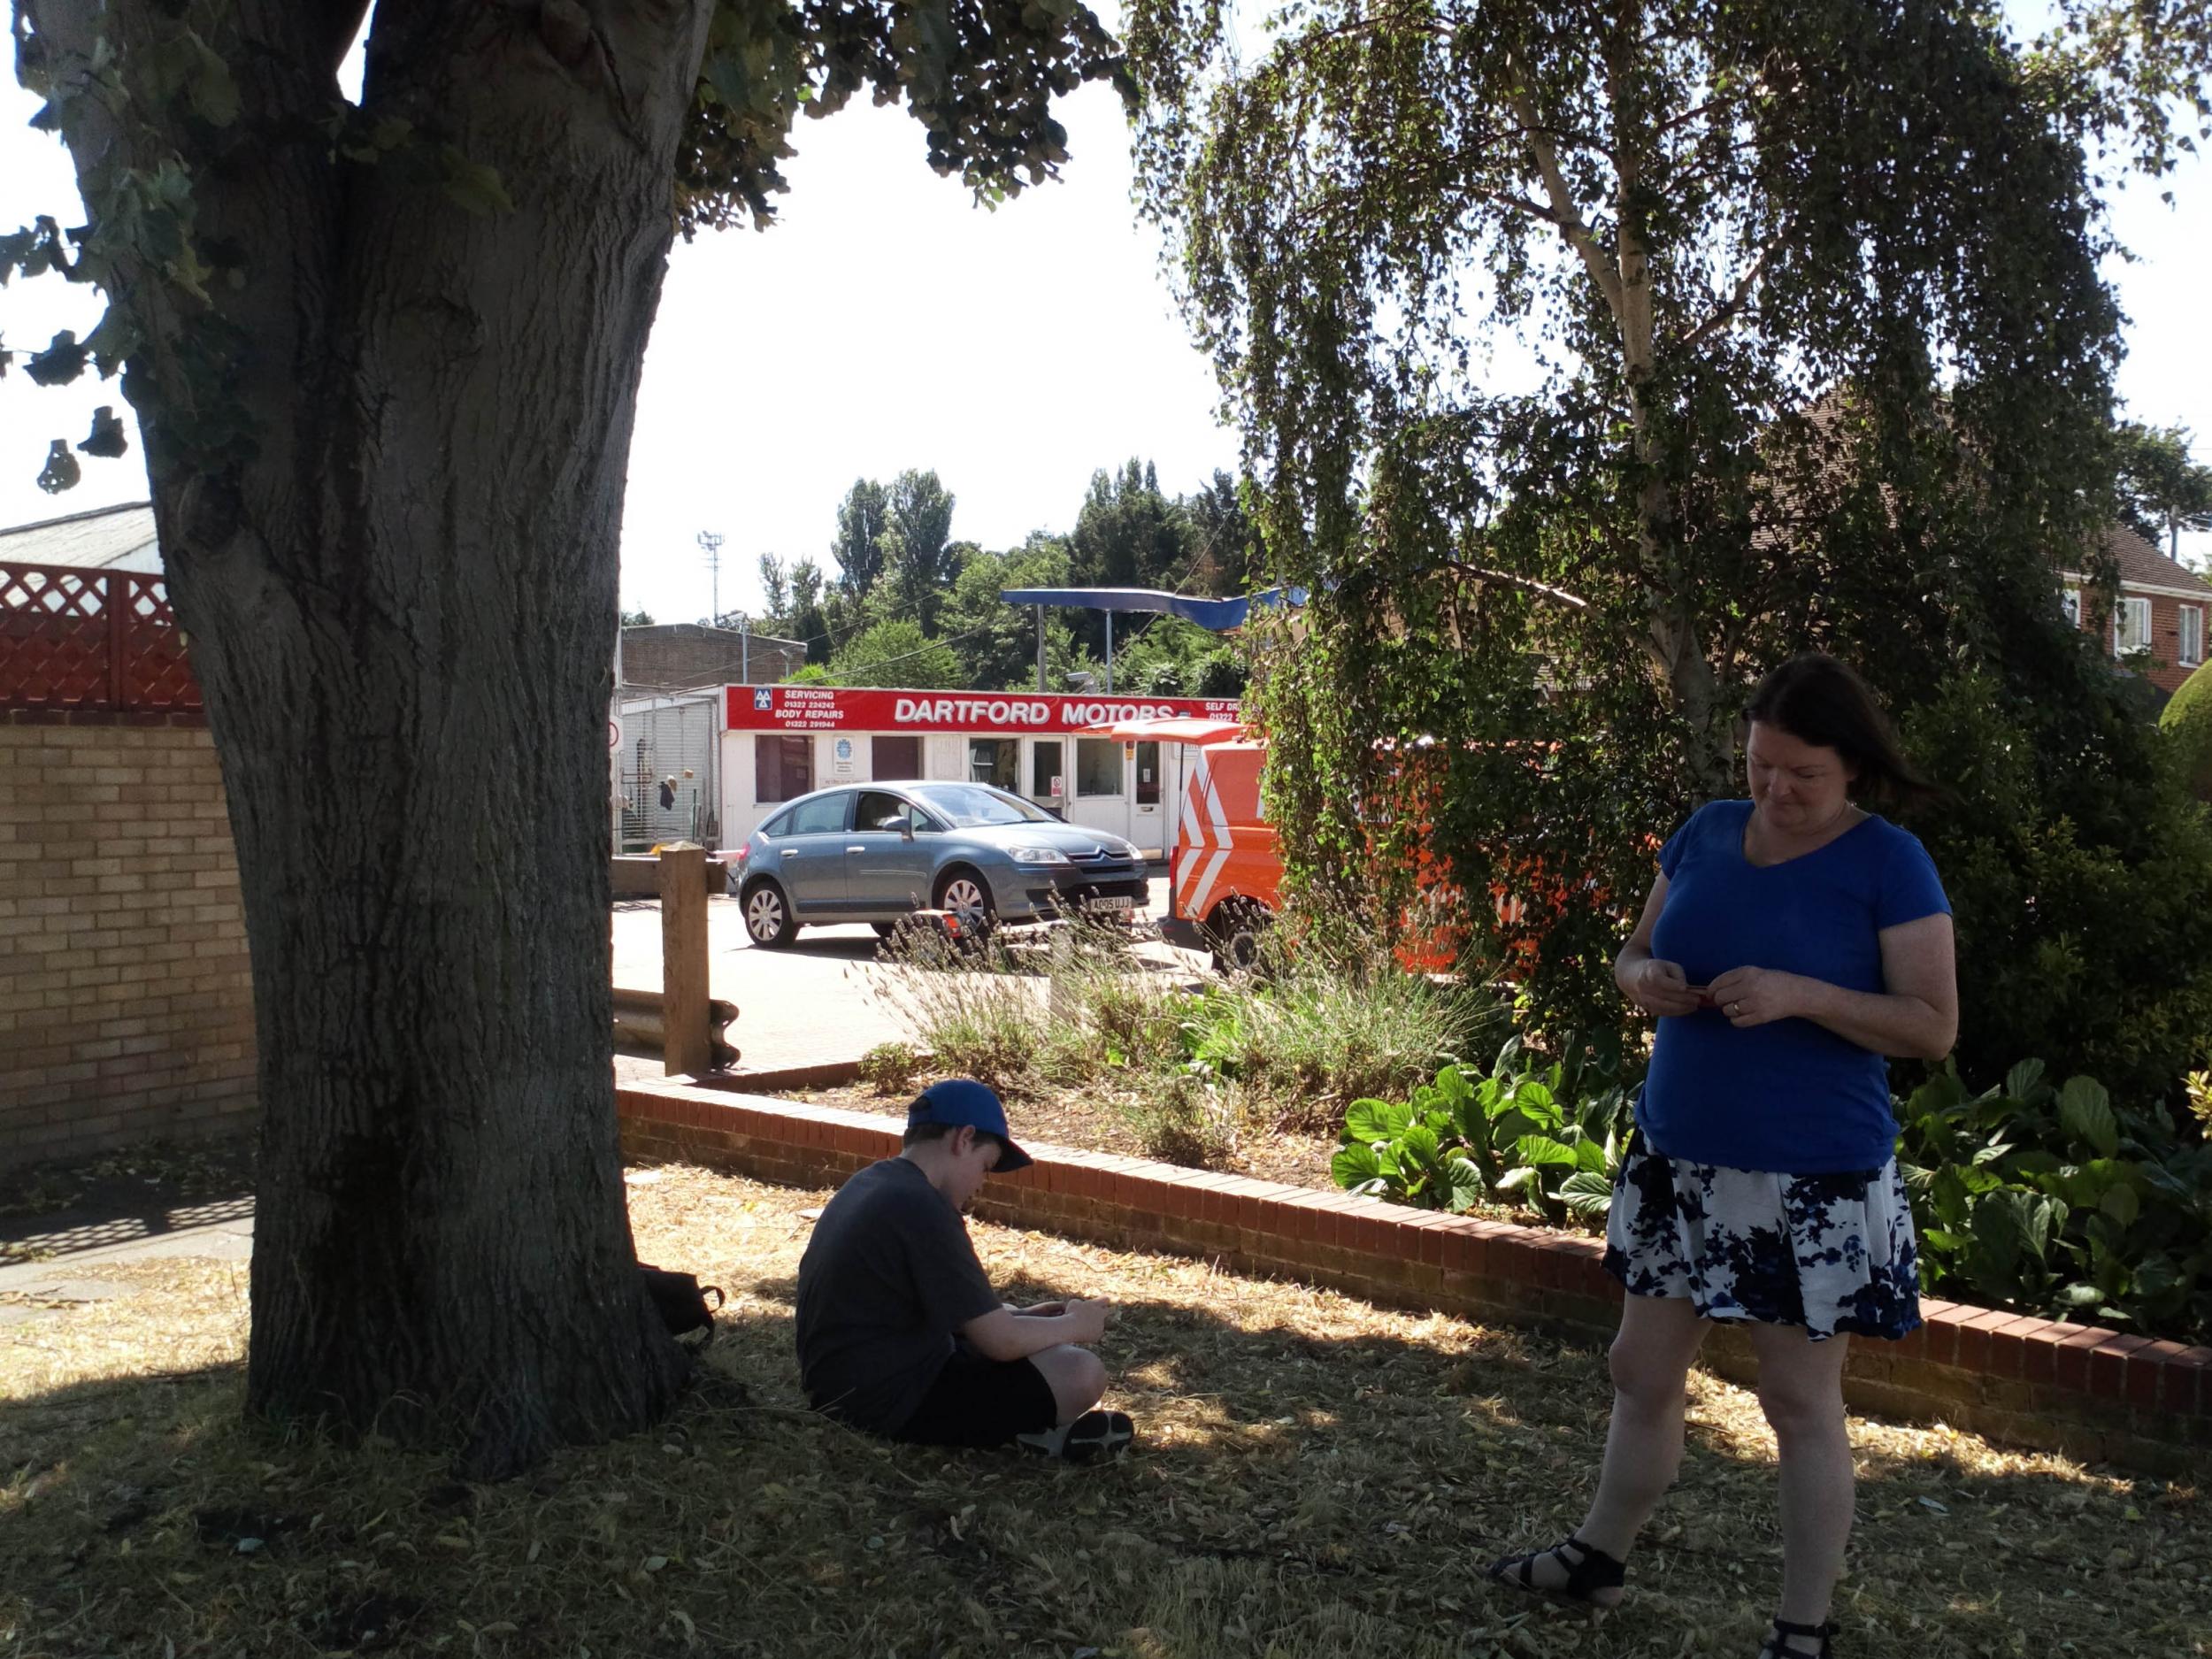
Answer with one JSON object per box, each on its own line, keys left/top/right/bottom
{"left": 893, "top": 1343, "right": 1058, "bottom": 1448}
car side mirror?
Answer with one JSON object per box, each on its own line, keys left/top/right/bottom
{"left": 895, "top": 815, "right": 915, "bottom": 840}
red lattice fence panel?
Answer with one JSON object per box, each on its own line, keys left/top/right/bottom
{"left": 0, "top": 560, "right": 203, "bottom": 713}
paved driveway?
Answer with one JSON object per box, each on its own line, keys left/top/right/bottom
{"left": 611, "top": 872, "right": 1187, "bottom": 1076}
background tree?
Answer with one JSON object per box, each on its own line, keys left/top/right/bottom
{"left": 883, "top": 468, "right": 960, "bottom": 634}
{"left": 1130, "top": 0, "right": 2212, "bottom": 1097}
{"left": 941, "top": 534, "right": 1099, "bottom": 689}
{"left": 1183, "top": 468, "right": 1262, "bottom": 595}
{"left": 827, "top": 617, "right": 964, "bottom": 688}
{"left": 2113, "top": 421, "right": 2212, "bottom": 561}
{"left": 832, "top": 477, "right": 892, "bottom": 597}
{"left": 757, "top": 552, "right": 792, "bottom": 628}
{"left": 786, "top": 556, "right": 831, "bottom": 664}
{"left": 618, "top": 607, "right": 656, "bottom": 628}
{"left": 7, "top": 0, "right": 1125, "bottom": 1475}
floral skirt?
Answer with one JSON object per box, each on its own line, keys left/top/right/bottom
{"left": 1602, "top": 1138, "right": 1922, "bottom": 1341}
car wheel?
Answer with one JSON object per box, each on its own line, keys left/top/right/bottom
{"left": 933, "top": 868, "right": 996, "bottom": 934}
{"left": 742, "top": 879, "right": 798, "bottom": 949}
{"left": 1208, "top": 896, "right": 1272, "bottom": 973}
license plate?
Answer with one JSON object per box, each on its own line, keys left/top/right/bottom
{"left": 1088, "top": 895, "right": 1135, "bottom": 911}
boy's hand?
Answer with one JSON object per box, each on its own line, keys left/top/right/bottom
{"left": 1064, "top": 1298, "right": 1110, "bottom": 1344}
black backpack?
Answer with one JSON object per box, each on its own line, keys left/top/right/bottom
{"left": 640, "top": 1263, "right": 724, "bottom": 1348}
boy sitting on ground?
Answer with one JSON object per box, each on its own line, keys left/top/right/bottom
{"left": 795, "top": 1078, "right": 1134, "bottom": 1461}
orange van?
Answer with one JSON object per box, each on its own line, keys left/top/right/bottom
{"left": 1096, "top": 715, "right": 1534, "bottom": 972}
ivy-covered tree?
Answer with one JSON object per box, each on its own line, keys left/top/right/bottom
{"left": 7, "top": 0, "right": 1125, "bottom": 1475}
{"left": 1129, "top": 0, "right": 2212, "bottom": 1092}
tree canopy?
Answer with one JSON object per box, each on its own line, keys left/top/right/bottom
{"left": 1128, "top": 0, "right": 2212, "bottom": 1095}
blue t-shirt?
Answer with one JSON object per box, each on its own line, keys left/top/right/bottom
{"left": 1638, "top": 800, "right": 1950, "bottom": 1174}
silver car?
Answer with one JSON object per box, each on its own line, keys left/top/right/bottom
{"left": 731, "top": 780, "right": 1148, "bottom": 949}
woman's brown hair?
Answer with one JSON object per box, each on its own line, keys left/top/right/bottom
{"left": 1742, "top": 654, "right": 1937, "bottom": 809}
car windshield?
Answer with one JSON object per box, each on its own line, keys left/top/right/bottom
{"left": 909, "top": 783, "right": 1051, "bottom": 827}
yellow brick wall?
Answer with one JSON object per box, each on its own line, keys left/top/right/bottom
{"left": 0, "top": 718, "right": 257, "bottom": 1169}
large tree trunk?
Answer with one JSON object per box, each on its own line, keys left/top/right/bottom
{"left": 37, "top": 0, "right": 716, "bottom": 1476}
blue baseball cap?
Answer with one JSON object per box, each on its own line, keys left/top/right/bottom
{"left": 909, "top": 1078, "right": 1032, "bottom": 1172}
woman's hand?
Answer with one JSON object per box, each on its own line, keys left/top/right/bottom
{"left": 1626, "top": 956, "right": 1705, "bottom": 1018}
{"left": 1707, "top": 966, "right": 1809, "bottom": 1027}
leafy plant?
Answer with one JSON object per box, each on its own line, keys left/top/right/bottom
{"left": 856, "top": 1041, "right": 920, "bottom": 1096}
{"left": 1333, "top": 1033, "right": 1634, "bottom": 1227}
{"left": 1897, "top": 1059, "right": 2212, "bottom": 1342}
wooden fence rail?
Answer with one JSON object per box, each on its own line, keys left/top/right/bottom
{"left": 0, "top": 559, "right": 202, "bottom": 714}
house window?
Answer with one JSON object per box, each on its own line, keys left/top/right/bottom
{"left": 2115, "top": 596, "right": 2153, "bottom": 656}
{"left": 2061, "top": 588, "right": 2082, "bottom": 628}
{"left": 2181, "top": 605, "right": 2205, "bottom": 669}
{"left": 755, "top": 734, "right": 813, "bottom": 803}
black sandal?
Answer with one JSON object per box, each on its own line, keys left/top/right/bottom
{"left": 1759, "top": 1617, "right": 1835, "bottom": 1657}
{"left": 1484, "top": 1533, "right": 1626, "bottom": 1622}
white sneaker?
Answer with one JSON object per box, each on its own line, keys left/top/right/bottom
{"left": 1016, "top": 1409, "right": 1134, "bottom": 1463}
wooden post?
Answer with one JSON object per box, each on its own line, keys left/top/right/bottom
{"left": 658, "top": 845, "right": 711, "bottom": 1075}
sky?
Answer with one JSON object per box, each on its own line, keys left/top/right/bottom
{"left": 0, "top": 9, "right": 2203, "bottom": 630}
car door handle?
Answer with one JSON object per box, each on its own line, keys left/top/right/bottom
{"left": 846, "top": 845, "right": 865, "bottom": 854}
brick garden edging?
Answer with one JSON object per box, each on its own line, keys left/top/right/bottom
{"left": 616, "top": 1079, "right": 2212, "bottom": 1475}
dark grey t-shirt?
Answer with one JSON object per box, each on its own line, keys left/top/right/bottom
{"left": 795, "top": 1157, "right": 1001, "bottom": 1432}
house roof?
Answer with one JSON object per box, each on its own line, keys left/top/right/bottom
{"left": 0, "top": 500, "right": 161, "bottom": 572}
{"left": 2101, "top": 524, "right": 2210, "bottom": 595}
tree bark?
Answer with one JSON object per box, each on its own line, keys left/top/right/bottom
{"left": 33, "top": 0, "right": 717, "bottom": 1476}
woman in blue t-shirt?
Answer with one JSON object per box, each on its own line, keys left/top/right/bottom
{"left": 1488, "top": 655, "right": 1957, "bottom": 1659}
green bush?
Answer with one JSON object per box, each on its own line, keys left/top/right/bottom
{"left": 856, "top": 1041, "right": 920, "bottom": 1096}
{"left": 1333, "top": 1033, "right": 1633, "bottom": 1226}
{"left": 1118, "top": 1072, "right": 1238, "bottom": 1168}
{"left": 2158, "top": 663, "right": 2212, "bottom": 801}
{"left": 1897, "top": 1059, "right": 2212, "bottom": 1344}
{"left": 1901, "top": 674, "right": 2212, "bottom": 1105}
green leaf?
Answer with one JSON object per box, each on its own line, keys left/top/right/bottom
{"left": 2057, "top": 1076, "right": 2120, "bottom": 1158}
{"left": 185, "top": 36, "right": 240, "bottom": 129}
{"left": 1573, "top": 1135, "right": 1609, "bottom": 1173}
{"left": 1443, "top": 1156, "right": 1484, "bottom": 1213}
{"left": 80, "top": 406, "right": 127, "bottom": 459}
{"left": 1331, "top": 1143, "right": 1383, "bottom": 1190}
{"left": 1559, "top": 1169, "right": 1615, "bottom": 1217}
{"left": 2003, "top": 1057, "right": 2047, "bottom": 1102}
{"left": 1513, "top": 1133, "right": 1578, "bottom": 1169}
{"left": 24, "top": 328, "right": 86, "bottom": 387}
{"left": 1343, "top": 1097, "right": 1401, "bottom": 1143}
{"left": 440, "top": 147, "right": 516, "bottom": 217}
{"left": 35, "top": 439, "right": 79, "bottom": 494}
{"left": 2098, "top": 1183, "right": 2140, "bottom": 1227}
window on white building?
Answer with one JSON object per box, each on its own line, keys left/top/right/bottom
{"left": 2115, "top": 595, "right": 2153, "bottom": 656}
{"left": 2182, "top": 605, "right": 2205, "bottom": 668}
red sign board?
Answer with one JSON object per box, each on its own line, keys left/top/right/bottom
{"left": 725, "top": 684, "right": 1240, "bottom": 734}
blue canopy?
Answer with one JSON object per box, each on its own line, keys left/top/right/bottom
{"left": 997, "top": 585, "right": 1308, "bottom": 633}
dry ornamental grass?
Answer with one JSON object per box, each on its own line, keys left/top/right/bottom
{"left": 2, "top": 1164, "right": 2206, "bottom": 1658}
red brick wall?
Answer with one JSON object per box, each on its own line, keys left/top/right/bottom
{"left": 618, "top": 1081, "right": 2212, "bottom": 1475}
{"left": 2073, "top": 586, "right": 2208, "bottom": 694}
{"left": 0, "top": 715, "right": 257, "bottom": 1169}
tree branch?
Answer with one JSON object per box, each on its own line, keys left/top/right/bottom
{"left": 1677, "top": 232, "right": 1783, "bottom": 352}
{"left": 1507, "top": 86, "right": 1624, "bottom": 320}
{"left": 1435, "top": 560, "right": 1592, "bottom": 611}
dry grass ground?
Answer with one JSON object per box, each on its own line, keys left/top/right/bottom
{"left": 3, "top": 1164, "right": 2206, "bottom": 1659}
